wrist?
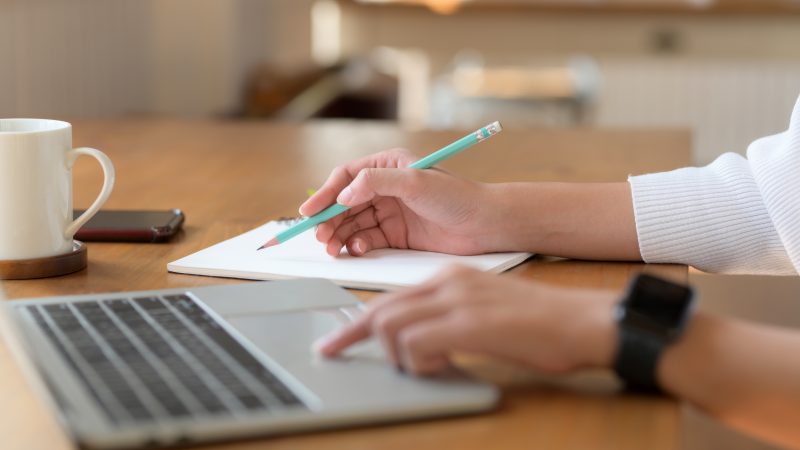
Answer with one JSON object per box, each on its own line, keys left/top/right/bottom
{"left": 583, "top": 292, "right": 619, "bottom": 368}
{"left": 568, "top": 289, "right": 618, "bottom": 369}
{"left": 485, "top": 182, "right": 602, "bottom": 255}
{"left": 484, "top": 181, "right": 639, "bottom": 260}
{"left": 483, "top": 182, "right": 548, "bottom": 252}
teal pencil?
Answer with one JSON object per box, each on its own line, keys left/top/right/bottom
{"left": 257, "top": 121, "right": 503, "bottom": 250}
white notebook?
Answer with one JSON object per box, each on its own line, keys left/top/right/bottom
{"left": 168, "top": 221, "right": 532, "bottom": 290}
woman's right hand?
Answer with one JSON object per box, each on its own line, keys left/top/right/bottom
{"left": 299, "top": 148, "right": 505, "bottom": 257}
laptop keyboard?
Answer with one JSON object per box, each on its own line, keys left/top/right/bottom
{"left": 24, "top": 294, "right": 305, "bottom": 425}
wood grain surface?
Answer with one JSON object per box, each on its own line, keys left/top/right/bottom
{"left": 1, "top": 119, "right": 690, "bottom": 450}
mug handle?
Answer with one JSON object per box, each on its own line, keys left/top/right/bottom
{"left": 64, "top": 147, "right": 116, "bottom": 239}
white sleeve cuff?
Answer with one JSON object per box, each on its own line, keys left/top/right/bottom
{"left": 628, "top": 153, "right": 795, "bottom": 275}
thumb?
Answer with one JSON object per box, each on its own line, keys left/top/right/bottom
{"left": 336, "top": 168, "right": 425, "bottom": 207}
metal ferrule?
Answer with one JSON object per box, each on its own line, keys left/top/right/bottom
{"left": 475, "top": 121, "right": 503, "bottom": 142}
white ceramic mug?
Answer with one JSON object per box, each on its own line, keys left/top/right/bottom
{"left": 0, "top": 119, "right": 115, "bottom": 260}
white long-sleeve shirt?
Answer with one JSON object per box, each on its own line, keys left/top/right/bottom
{"left": 628, "top": 94, "right": 800, "bottom": 275}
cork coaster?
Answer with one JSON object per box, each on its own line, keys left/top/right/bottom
{"left": 0, "top": 241, "right": 88, "bottom": 280}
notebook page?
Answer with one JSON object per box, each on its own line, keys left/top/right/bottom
{"left": 168, "top": 221, "right": 531, "bottom": 290}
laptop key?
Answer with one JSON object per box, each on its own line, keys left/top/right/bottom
{"left": 133, "top": 297, "right": 167, "bottom": 311}
{"left": 236, "top": 394, "right": 265, "bottom": 410}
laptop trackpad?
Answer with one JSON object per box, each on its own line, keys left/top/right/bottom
{"left": 226, "top": 307, "right": 385, "bottom": 364}
{"left": 226, "top": 308, "right": 472, "bottom": 406}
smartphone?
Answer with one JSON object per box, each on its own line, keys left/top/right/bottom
{"left": 73, "top": 209, "right": 185, "bottom": 243}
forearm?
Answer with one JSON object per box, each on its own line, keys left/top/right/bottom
{"left": 579, "top": 290, "right": 800, "bottom": 447}
{"left": 487, "top": 182, "right": 640, "bottom": 260}
{"left": 658, "top": 313, "right": 800, "bottom": 448}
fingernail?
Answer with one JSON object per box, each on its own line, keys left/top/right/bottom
{"left": 395, "top": 364, "right": 405, "bottom": 373}
{"left": 352, "top": 239, "right": 364, "bottom": 255}
{"left": 337, "top": 186, "right": 353, "bottom": 205}
{"left": 311, "top": 334, "right": 335, "bottom": 355}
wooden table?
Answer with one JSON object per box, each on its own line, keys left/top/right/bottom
{"left": 1, "top": 119, "right": 689, "bottom": 450}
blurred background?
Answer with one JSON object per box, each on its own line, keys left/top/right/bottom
{"left": 2, "top": 0, "right": 800, "bottom": 164}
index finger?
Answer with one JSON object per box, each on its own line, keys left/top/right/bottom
{"left": 312, "top": 278, "right": 441, "bottom": 357}
{"left": 299, "top": 149, "right": 419, "bottom": 217}
{"left": 299, "top": 166, "right": 353, "bottom": 217}
{"left": 313, "top": 315, "right": 372, "bottom": 357}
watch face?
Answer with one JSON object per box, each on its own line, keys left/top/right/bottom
{"left": 623, "top": 274, "right": 694, "bottom": 338}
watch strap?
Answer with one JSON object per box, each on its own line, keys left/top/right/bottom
{"left": 613, "top": 326, "right": 665, "bottom": 393}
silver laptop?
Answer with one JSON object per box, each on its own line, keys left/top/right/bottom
{"left": 0, "top": 278, "right": 498, "bottom": 449}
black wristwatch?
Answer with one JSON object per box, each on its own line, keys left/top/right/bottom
{"left": 613, "top": 273, "right": 695, "bottom": 393}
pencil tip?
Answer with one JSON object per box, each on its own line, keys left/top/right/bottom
{"left": 257, "top": 237, "right": 279, "bottom": 251}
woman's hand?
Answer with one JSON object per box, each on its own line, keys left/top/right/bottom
{"left": 314, "top": 265, "right": 618, "bottom": 375}
{"left": 300, "top": 148, "right": 640, "bottom": 260}
{"left": 299, "top": 148, "right": 504, "bottom": 257}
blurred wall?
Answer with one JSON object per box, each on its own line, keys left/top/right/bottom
{"left": 149, "top": 0, "right": 313, "bottom": 116}
{"left": 3, "top": 0, "right": 800, "bottom": 163}
{"left": 0, "top": 0, "right": 313, "bottom": 118}
{"left": 0, "top": 0, "right": 151, "bottom": 117}
{"left": 335, "top": 5, "right": 800, "bottom": 163}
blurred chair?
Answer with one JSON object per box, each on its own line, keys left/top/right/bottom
{"left": 241, "top": 56, "right": 398, "bottom": 121}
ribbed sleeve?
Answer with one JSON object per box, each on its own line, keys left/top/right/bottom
{"left": 748, "top": 97, "right": 800, "bottom": 274}
{"left": 628, "top": 94, "right": 800, "bottom": 275}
